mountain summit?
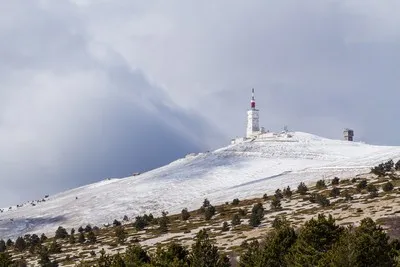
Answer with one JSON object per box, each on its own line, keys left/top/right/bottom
{"left": 1, "top": 131, "right": 400, "bottom": 239}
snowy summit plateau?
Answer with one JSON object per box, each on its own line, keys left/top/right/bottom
{"left": 1, "top": 90, "right": 400, "bottom": 239}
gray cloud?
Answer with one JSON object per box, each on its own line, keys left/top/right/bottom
{"left": 1, "top": 0, "right": 400, "bottom": 206}
{"left": 0, "top": 0, "right": 222, "bottom": 207}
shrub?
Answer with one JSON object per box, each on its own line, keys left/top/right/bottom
{"left": 330, "top": 187, "right": 341, "bottom": 198}
{"left": 181, "top": 208, "right": 190, "bottom": 221}
{"left": 366, "top": 184, "right": 378, "bottom": 193}
{"left": 238, "top": 208, "right": 247, "bottom": 217}
{"left": 316, "top": 179, "right": 327, "bottom": 190}
{"left": 232, "top": 198, "right": 240, "bottom": 205}
{"left": 342, "top": 190, "right": 353, "bottom": 201}
{"left": 357, "top": 180, "right": 368, "bottom": 191}
{"left": 263, "top": 193, "right": 268, "bottom": 200}
{"left": 297, "top": 182, "right": 308, "bottom": 195}
{"left": 231, "top": 214, "right": 241, "bottom": 226}
{"left": 382, "top": 182, "right": 394, "bottom": 192}
{"left": 331, "top": 177, "right": 340, "bottom": 185}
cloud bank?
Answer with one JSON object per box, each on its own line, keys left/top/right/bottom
{"left": 1, "top": 0, "right": 400, "bottom": 205}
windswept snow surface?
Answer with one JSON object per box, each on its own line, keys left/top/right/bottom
{"left": 1, "top": 132, "right": 400, "bottom": 239}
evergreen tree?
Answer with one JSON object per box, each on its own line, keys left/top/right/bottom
{"left": 232, "top": 198, "right": 240, "bottom": 205}
{"left": 54, "top": 226, "right": 68, "bottom": 239}
{"left": 69, "top": 233, "right": 75, "bottom": 245}
{"left": 274, "top": 189, "right": 283, "bottom": 200}
{"left": 221, "top": 222, "right": 230, "bottom": 232}
{"left": 231, "top": 214, "right": 241, "bottom": 226}
{"left": 0, "top": 252, "right": 13, "bottom": 267}
{"left": 240, "top": 240, "right": 262, "bottom": 267}
{"left": 329, "top": 187, "right": 341, "bottom": 198}
{"left": 181, "top": 208, "right": 191, "bottom": 221}
{"left": 297, "top": 182, "right": 308, "bottom": 195}
{"left": 113, "top": 219, "right": 121, "bottom": 227}
{"left": 134, "top": 216, "right": 148, "bottom": 231}
{"left": 204, "top": 205, "right": 216, "bottom": 221}
{"left": 0, "top": 240, "right": 5, "bottom": 253}
{"left": 153, "top": 242, "right": 190, "bottom": 266}
{"left": 352, "top": 218, "right": 394, "bottom": 266}
{"left": 331, "top": 177, "right": 340, "bottom": 185}
{"left": 287, "top": 214, "right": 343, "bottom": 266}
{"left": 78, "top": 232, "right": 85, "bottom": 244}
{"left": 110, "top": 253, "right": 126, "bottom": 267}
{"left": 115, "top": 226, "right": 127, "bottom": 244}
{"left": 249, "top": 203, "right": 264, "bottom": 227}
{"left": 14, "top": 237, "right": 26, "bottom": 252}
{"left": 382, "top": 181, "right": 394, "bottom": 192}
{"left": 124, "top": 245, "right": 151, "bottom": 266}
{"left": 97, "top": 248, "right": 112, "bottom": 267}
{"left": 40, "top": 234, "right": 47, "bottom": 243}
{"left": 48, "top": 240, "right": 61, "bottom": 254}
{"left": 316, "top": 179, "right": 327, "bottom": 190}
{"left": 159, "top": 211, "right": 169, "bottom": 233}
{"left": 87, "top": 230, "right": 96, "bottom": 244}
{"left": 5, "top": 239, "right": 13, "bottom": 248}
{"left": 283, "top": 186, "right": 292, "bottom": 198}
{"left": 270, "top": 197, "right": 282, "bottom": 211}
{"left": 395, "top": 159, "right": 400, "bottom": 171}
{"left": 189, "top": 229, "right": 230, "bottom": 267}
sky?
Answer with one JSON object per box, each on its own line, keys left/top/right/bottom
{"left": 1, "top": 0, "right": 400, "bottom": 206}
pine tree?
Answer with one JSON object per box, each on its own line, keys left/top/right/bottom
{"left": 15, "top": 237, "right": 26, "bottom": 252}
{"left": 0, "top": 252, "right": 13, "bottom": 266}
{"left": 0, "top": 240, "right": 5, "bottom": 253}
{"left": 270, "top": 197, "right": 282, "bottom": 211}
{"left": 287, "top": 214, "right": 343, "bottom": 266}
{"left": 115, "top": 226, "right": 127, "bottom": 244}
{"left": 78, "top": 232, "right": 85, "bottom": 244}
{"left": 283, "top": 186, "right": 292, "bottom": 198}
{"left": 87, "top": 231, "right": 96, "bottom": 244}
{"left": 249, "top": 203, "right": 264, "bottom": 227}
{"left": 297, "top": 182, "right": 308, "bottom": 195}
{"left": 189, "top": 229, "right": 230, "bottom": 267}
{"left": 181, "top": 208, "right": 191, "bottom": 221}
{"left": 221, "top": 222, "right": 230, "bottom": 232}
{"left": 55, "top": 226, "right": 68, "bottom": 239}
{"left": 40, "top": 234, "right": 47, "bottom": 243}
{"left": 124, "top": 245, "right": 151, "bottom": 266}
{"left": 231, "top": 214, "right": 241, "bottom": 226}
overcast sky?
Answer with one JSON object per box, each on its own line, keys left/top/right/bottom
{"left": 1, "top": 0, "right": 400, "bottom": 206}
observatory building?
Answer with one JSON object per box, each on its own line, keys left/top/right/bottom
{"left": 343, "top": 128, "right": 354, "bottom": 141}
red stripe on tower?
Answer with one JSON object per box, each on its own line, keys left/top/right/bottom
{"left": 251, "top": 88, "right": 256, "bottom": 109}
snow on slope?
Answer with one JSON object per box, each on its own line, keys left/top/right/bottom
{"left": 1, "top": 132, "right": 400, "bottom": 239}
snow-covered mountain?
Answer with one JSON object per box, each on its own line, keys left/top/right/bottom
{"left": 1, "top": 132, "right": 400, "bottom": 239}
